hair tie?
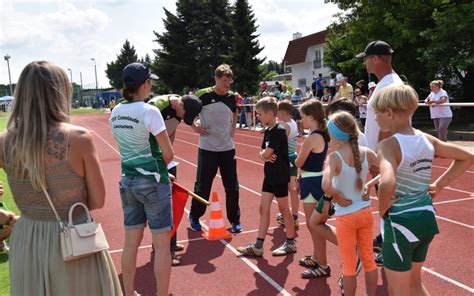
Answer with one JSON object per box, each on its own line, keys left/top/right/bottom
{"left": 327, "top": 119, "right": 350, "bottom": 141}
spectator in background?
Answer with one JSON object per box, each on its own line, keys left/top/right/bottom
{"left": 334, "top": 82, "right": 342, "bottom": 100}
{"left": 354, "top": 88, "right": 368, "bottom": 127}
{"left": 305, "top": 87, "right": 314, "bottom": 100}
{"left": 244, "top": 93, "right": 254, "bottom": 127}
{"left": 356, "top": 80, "right": 368, "bottom": 96}
{"left": 316, "top": 73, "right": 326, "bottom": 99}
{"left": 261, "top": 80, "right": 268, "bottom": 95}
{"left": 336, "top": 70, "right": 344, "bottom": 82}
{"left": 311, "top": 77, "right": 317, "bottom": 97}
{"left": 339, "top": 77, "right": 354, "bottom": 100}
{"left": 424, "top": 80, "right": 453, "bottom": 142}
{"left": 236, "top": 92, "right": 246, "bottom": 128}
{"left": 329, "top": 72, "right": 337, "bottom": 97}
{"left": 367, "top": 82, "right": 377, "bottom": 99}
{"left": 320, "top": 87, "right": 333, "bottom": 104}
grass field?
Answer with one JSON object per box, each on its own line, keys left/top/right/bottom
{"left": 71, "top": 108, "right": 106, "bottom": 115}
{"left": 0, "top": 113, "right": 15, "bottom": 296}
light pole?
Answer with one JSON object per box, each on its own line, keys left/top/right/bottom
{"left": 4, "top": 54, "right": 13, "bottom": 96}
{"left": 91, "top": 58, "right": 98, "bottom": 90}
{"left": 91, "top": 58, "right": 99, "bottom": 108}
{"left": 67, "top": 68, "right": 73, "bottom": 83}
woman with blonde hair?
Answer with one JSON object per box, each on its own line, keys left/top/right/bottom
{"left": 424, "top": 80, "right": 452, "bottom": 142}
{"left": 0, "top": 61, "right": 122, "bottom": 295}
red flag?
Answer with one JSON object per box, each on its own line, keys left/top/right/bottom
{"left": 171, "top": 182, "right": 189, "bottom": 237}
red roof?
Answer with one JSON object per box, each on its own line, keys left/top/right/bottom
{"left": 283, "top": 30, "right": 328, "bottom": 65}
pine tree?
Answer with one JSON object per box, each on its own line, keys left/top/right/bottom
{"left": 230, "top": 0, "right": 264, "bottom": 95}
{"left": 105, "top": 40, "right": 139, "bottom": 89}
{"left": 153, "top": 0, "right": 234, "bottom": 92}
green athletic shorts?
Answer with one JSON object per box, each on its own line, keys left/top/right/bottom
{"left": 289, "top": 154, "right": 297, "bottom": 177}
{"left": 382, "top": 211, "right": 438, "bottom": 272}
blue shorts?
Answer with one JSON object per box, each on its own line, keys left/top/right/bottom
{"left": 119, "top": 175, "right": 173, "bottom": 234}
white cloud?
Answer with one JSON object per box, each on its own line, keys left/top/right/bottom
{"left": 0, "top": 0, "right": 339, "bottom": 88}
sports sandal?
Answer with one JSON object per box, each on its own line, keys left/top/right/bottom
{"left": 301, "top": 263, "right": 331, "bottom": 279}
{"left": 236, "top": 243, "right": 264, "bottom": 257}
{"left": 299, "top": 255, "right": 318, "bottom": 268}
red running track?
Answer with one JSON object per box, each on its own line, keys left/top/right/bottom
{"left": 72, "top": 114, "right": 474, "bottom": 296}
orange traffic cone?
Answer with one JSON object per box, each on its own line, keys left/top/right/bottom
{"left": 203, "top": 192, "right": 232, "bottom": 240}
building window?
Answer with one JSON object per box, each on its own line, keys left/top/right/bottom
{"left": 313, "top": 49, "right": 322, "bottom": 69}
{"left": 298, "top": 78, "right": 306, "bottom": 88}
{"left": 285, "top": 66, "right": 292, "bottom": 74}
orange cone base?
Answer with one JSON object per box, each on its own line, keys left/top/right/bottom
{"left": 202, "top": 227, "right": 232, "bottom": 240}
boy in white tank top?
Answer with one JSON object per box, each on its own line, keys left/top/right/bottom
{"left": 372, "top": 84, "right": 473, "bottom": 296}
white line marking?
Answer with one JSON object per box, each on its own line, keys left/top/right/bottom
{"left": 435, "top": 216, "right": 473, "bottom": 229}
{"left": 183, "top": 209, "right": 291, "bottom": 296}
{"left": 422, "top": 267, "right": 474, "bottom": 293}
{"left": 444, "top": 187, "right": 474, "bottom": 195}
{"left": 432, "top": 197, "right": 474, "bottom": 205}
{"left": 432, "top": 165, "right": 474, "bottom": 174}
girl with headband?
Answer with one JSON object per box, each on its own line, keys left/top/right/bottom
{"left": 322, "top": 111, "right": 379, "bottom": 296}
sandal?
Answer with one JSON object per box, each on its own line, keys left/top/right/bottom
{"left": 301, "top": 263, "right": 331, "bottom": 279}
{"left": 299, "top": 255, "right": 318, "bottom": 268}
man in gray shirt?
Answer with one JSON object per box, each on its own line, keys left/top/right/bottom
{"left": 189, "top": 64, "right": 241, "bottom": 233}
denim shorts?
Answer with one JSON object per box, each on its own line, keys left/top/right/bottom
{"left": 119, "top": 175, "right": 173, "bottom": 234}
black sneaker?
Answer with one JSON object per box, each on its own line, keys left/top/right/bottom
{"left": 375, "top": 252, "right": 383, "bottom": 265}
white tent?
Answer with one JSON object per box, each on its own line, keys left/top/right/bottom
{"left": 0, "top": 96, "right": 13, "bottom": 101}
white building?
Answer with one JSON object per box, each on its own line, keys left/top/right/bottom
{"left": 283, "top": 30, "right": 332, "bottom": 90}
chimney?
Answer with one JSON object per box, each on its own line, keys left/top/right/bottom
{"left": 292, "top": 32, "right": 302, "bottom": 40}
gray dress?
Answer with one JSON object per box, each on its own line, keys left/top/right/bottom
{"left": 4, "top": 131, "right": 122, "bottom": 296}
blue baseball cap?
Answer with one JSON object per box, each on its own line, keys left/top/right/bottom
{"left": 122, "top": 62, "right": 158, "bottom": 88}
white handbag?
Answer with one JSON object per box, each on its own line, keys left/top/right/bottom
{"left": 42, "top": 185, "right": 109, "bottom": 261}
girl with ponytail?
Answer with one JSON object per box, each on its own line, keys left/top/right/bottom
{"left": 321, "top": 111, "right": 379, "bottom": 296}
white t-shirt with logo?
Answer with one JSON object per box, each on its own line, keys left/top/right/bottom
{"left": 365, "top": 73, "right": 403, "bottom": 151}
{"left": 428, "top": 89, "right": 452, "bottom": 119}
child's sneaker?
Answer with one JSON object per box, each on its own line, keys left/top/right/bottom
{"left": 375, "top": 252, "right": 384, "bottom": 265}
{"left": 188, "top": 214, "right": 201, "bottom": 232}
{"left": 231, "top": 223, "right": 242, "bottom": 233}
{"left": 276, "top": 213, "right": 285, "bottom": 226}
{"left": 301, "top": 263, "right": 331, "bottom": 279}
{"left": 236, "top": 243, "right": 263, "bottom": 257}
{"left": 338, "top": 275, "right": 345, "bottom": 295}
{"left": 271, "top": 241, "right": 297, "bottom": 256}
{"left": 0, "top": 241, "right": 8, "bottom": 253}
{"left": 299, "top": 255, "right": 318, "bottom": 268}
{"left": 276, "top": 213, "right": 299, "bottom": 228}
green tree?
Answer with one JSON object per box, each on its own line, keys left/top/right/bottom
{"left": 323, "top": 1, "right": 456, "bottom": 96}
{"left": 420, "top": 2, "right": 474, "bottom": 101}
{"left": 229, "top": 0, "right": 264, "bottom": 95}
{"left": 153, "top": 6, "right": 195, "bottom": 93}
{"left": 153, "top": 0, "right": 233, "bottom": 92}
{"left": 105, "top": 39, "right": 139, "bottom": 89}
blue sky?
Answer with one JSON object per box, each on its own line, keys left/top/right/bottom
{"left": 0, "top": 0, "right": 340, "bottom": 88}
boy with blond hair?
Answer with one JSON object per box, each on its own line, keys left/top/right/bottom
{"left": 374, "top": 84, "right": 473, "bottom": 295}
{"left": 237, "top": 97, "right": 296, "bottom": 256}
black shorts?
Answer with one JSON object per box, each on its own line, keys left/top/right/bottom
{"left": 262, "top": 181, "right": 288, "bottom": 198}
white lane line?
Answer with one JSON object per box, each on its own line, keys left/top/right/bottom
{"left": 432, "top": 165, "right": 474, "bottom": 174}
{"left": 83, "top": 116, "right": 474, "bottom": 292}
{"left": 183, "top": 208, "right": 291, "bottom": 296}
{"left": 83, "top": 118, "right": 291, "bottom": 295}
{"left": 432, "top": 197, "right": 474, "bottom": 205}
{"left": 444, "top": 187, "right": 474, "bottom": 195}
{"left": 422, "top": 267, "right": 474, "bottom": 293}
{"left": 435, "top": 216, "right": 473, "bottom": 229}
